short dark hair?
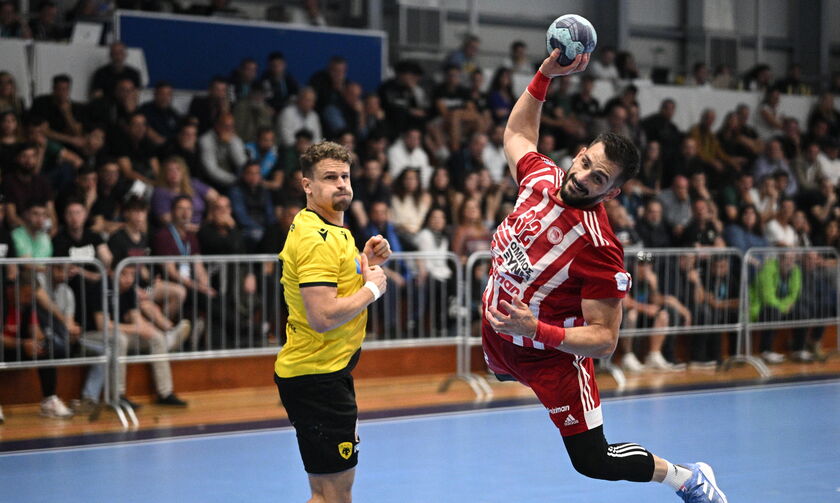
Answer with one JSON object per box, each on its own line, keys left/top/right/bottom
{"left": 52, "top": 74, "right": 71, "bottom": 86}
{"left": 590, "top": 132, "right": 640, "bottom": 187}
{"left": 171, "top": 194, "right": 193, "bottom": 213}
{"left": 511, "top": 40, "right": 526, "bottom": 50}
{"left": 122, "top": 196, "right": 148, "bottom": 213}
{"left": 154, "top": 80, "right": 172, "bottom": 89}
{"left": 299, "top": 141, "right": 352, "bottom": 178}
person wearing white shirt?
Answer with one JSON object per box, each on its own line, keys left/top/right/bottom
{"left": 764, "top": 199, "right": 797, "bottom": 247}
{"left": 277, "top": 87, "right": 323, "bottom": 148}
{"left": 816, "top": 140, "right": 840, "bottom": 185}
{"left": 589, "top": 47, "right": 620, "bottom": 82}
{"left": 482, "top": 124, "right": 507, "bottom": 183}
{"left": 387, "top": 128, "right": 432, "bottom": 186}
{"left": 199, "top": 112, "right": 248, "bottom": 189}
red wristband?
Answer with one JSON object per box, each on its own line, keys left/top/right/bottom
{"left": 534, "top": 321, "right": 566, "bottom": 348}
{"left": 526, "top": 71, "right": 551, "bottom": 102}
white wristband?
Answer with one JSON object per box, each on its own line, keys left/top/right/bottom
{"left": 364, "top": 281, "right": 382, "bottom": 301}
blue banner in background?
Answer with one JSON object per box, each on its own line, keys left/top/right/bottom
{"left": 116, "top": 12, "right": 385, "bottom": 92}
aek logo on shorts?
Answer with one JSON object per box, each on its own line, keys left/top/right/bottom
{"left": 338, "top": 442, "right": 354, "bottom": 460}
{"left": 501, "top": 241, "right": 533, "bottom": 280}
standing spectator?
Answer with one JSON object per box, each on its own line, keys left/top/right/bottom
{"left": 29, "top": 75, "right": 85, "bottom": 149}
{"left": 232, "top": 87, "right": 273, "bottom": 143}
{"left": 309, "top": 56, "right": 347, "bottom": 114}
{"left": 0, "top": 71, "right": 26, "bottom": 118}
{"left": 753, "top": 139, "right": 798, "bottom": 197}
{"left": 259, "top": 52, "right": 299, "bottom": 114}
{"left": 151, "top": 156, "right": 218, "bottom": 227}
{"left": 90, "top": 41, "right": 142, "bottom": 99}
{"left": 387, "top": 127, "right": 433, "bottom": 187}
{"left": 680, "top": 199, "right": 725, "bottom": 248}
{"left": 750, "top": 252, "right": 801, "bottom": 364}
{"left": 2, "top": 144, "right": 57, "bottom": 230}
{"left": 0, "top": 1, "right": 32, "bottom": 38}
{"left": 445, "top": 34, "right": 481, "bottom": 78}
{"left": 228, "top": 57, "right": 259, "bottom": 102}
{"left": 111, "top": 112, "right": 160, "bottom": 187}
{"left": 635, "top": 198, "right": 673, "bottom": 248}
{"left": 641, "top": 99, "right": 683, "bottom": 167}
{"left": 278, "top": 87, "right": 322, "bottom": 148}
{"left": 390, "top": 168, "right": 431, "bottom": 245}
{"left": 199, "top": 112, "right": 247, "bottom": 190}
{"left": 414, "top": 207, "right": 454, "bottom": 335}
{"left": 188, "top": 76, "right": 231, "bottom": 134}
{"left": 378, "top": 60, "right": 427, "bottom": 135}
{"left": 228, "top": 161, "right": 275, "bottom": 250}
{"left": 657, "top": 175, "right": 692, "bottom": 239}
{"left": 790, "top": 253, "right": 833, "bottom": 361}
{"left": 28, "top": 1, "right": 66, "bottom": 41}
{"left": 754, "top": 87, "right": 784, "bottom": 140}
{"left": 723, "top": 204, "right": 767, "bottom": 253}
{"left": 139, "top": 81, "right": 181, "bottom": 145}
{"left": 764, "top": 198, "right": 797, "bottom": 247}
{"left": 486, "top": 67, "right": 515, "bottom": 125}
{"left": 589, "top": 46, "right": 619, "bottom": 82}
{"left": 502, "top": 40, "right": 532, "bottom": 74}
{"left": 158, "top": 120, "right": 207, "bottom": 183}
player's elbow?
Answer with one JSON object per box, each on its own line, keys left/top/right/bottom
{"left": 594, "top": 331, "right": 619, "bottom": 359}
{"left": 306, "top": 314, "right": 332, "bottom": 334}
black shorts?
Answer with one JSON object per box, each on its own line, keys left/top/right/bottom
{"left": 275, "top": 355, "right": 360, "bottom": 474}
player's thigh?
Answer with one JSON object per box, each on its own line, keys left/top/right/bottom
{"left": 308, "top": 468, "right": 355, "bottom": 503}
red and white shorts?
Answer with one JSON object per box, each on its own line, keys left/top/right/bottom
{"left": 481, "top": 318, "right": 603, "bottom": 436}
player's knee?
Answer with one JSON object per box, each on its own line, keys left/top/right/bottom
{"left": 568, "top": 447, "right": 614, "bottom": 480}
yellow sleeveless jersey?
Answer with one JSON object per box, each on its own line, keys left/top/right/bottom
{"left": 274, "top": 209, "right": 367, "bottom": 378}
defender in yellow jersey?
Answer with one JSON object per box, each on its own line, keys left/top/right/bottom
{"left": 274, "top": 141, "right": 390, "bottom": 503}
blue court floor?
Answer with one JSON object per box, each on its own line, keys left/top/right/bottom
{"left": 2, "top": 380, "right": 839, "bottom": 502}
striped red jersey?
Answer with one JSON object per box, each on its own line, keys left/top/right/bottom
{"left": 482, "top": 151, "right": 631, "bottom": 350}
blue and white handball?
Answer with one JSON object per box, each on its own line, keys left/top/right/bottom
{"left": 546, "top": 14, "right": 597, "bottom": 66}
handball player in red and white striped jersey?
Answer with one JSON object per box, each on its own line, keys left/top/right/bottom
{"left": 480, "top": 48, "right": 727, "bottom": 503}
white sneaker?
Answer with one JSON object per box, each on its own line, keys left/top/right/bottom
{"left": 761, "top": 351, "right": 786, "bottom": 364}
{"left": 621, "top": 352, "right": 645, "bottom": 372}
{"left": 790, "top": 350, "right": 814, "bottom": 362}
{"left": 689, "top": 360, "right": 718, "bottom": 370}
{"left": 645, "top": 351, "right": 677, "bottom": 371}
{"left": 40, "top": 395, "right": 74, "bottom": 418}
{"left": 165, "top": 319, "right": 192, "bottom": 351}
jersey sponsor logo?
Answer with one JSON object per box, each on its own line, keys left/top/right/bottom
{"left": 500, "top": 241, "right": 533, "bottom": 280}
{"left": 614, "top": 272, "right": 631, "bottom": 292}
{"left": 338, "top": 441, "right": 354, "bottom": 460}
{"left": 546, "top": 226, "right": 564, "bottom": 245}
{"left": 547, "top": 405, "right": 570, "bottom": 414}
{"left": 318, "top": 228, "right": 328, "bottom": 241}
{"left": 541, "top": 157, "right": 557, "bottom": 167}
{"left": 564, "top": 414, "right": 579, "bottom": 426}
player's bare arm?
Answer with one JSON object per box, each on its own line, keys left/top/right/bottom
{"left": 300, "top": 253, "right": 387, "bottom": 333}
{"left": 486, "top": 296, "right": 621, "bottom": 359}
{"left": 504, "top": 50, "right": 590, "bottom": 179}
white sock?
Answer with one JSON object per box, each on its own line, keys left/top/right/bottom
{"left": 661, "top": 462, "right": 692, "bottom": 490}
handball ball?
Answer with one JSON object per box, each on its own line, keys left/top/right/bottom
{"left": 546, "top": 14, "right": 597, "bottom": 66}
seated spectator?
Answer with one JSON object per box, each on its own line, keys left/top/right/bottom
{"left": 29, "top": 74, "right": 85, "bottom": 149}
{"left": 482, "top": 124, "right": 507, "bottom": 184}
{"left": 90, "top": 41, "right": 142, "bottom": 100}
{"left": 245, "top": 126, "right": 282, "bottom": 189}
{"left": 0, "top": 110, "right": 22, "bottom": 167}
{"left": 719, "top": 172, "right": 760, "bottom": 223}
{"left": 228, "top": 57, "right": 259, "bottom": 102}
{"left": 278, "top": 86, "right": 322, "bottom": 148}
{"left": 87, "top": 77, "right": 140, "bottom": 134}
{"left": 764, "top": 198, "right": 797, "bottom": 247}
{"left": 158, "top": 120, "right": 207, "bottom": 183}
{"left": 641, "top": 98, "right": 683, "bottom": 167}
{"left": 232, "top": 87, "right": 273, "bottom": 143}
{"left": 635, "top": 198, "right": 673, "bottom": 248}
{"left": 451, "top": 198, "right": 490, "bottom": 264}
{"left": 755, "top": 175, "right": 781, "bottom": 223}
{"left": 693, "top": 256, "right": 739, "bottom": 365}
{"left": 502, "top": 40, "right": 532, "bottom": 74}
{"left": 199, "top": 112, "right": 247, "bottom": 190}
{"left": 717, "top": 111, "right": 763, "bottom": 168}
{"left": 816, "top": 138, "right": 840, "bottom": 185}
{"left": 55, "top": 166, "right": 106, "bottom": 231}
{"left": 792, "top": 209, "right": 812, "bottom": 247}
{"left": 589, "top": 46, "right": 619, "bottom": 83}
{"left": 388, "top": 127, "right": 433, "bottom": 186}
{"left": 309, "top": 56, "right": 348, "bottom": 114}
{"left": 686, "top": 62, "right": 710, "bottom": 87}
{"left": 76, "top": 124, "right": 108, "bottom": 172}
{"left": 791, "top": 253, "right": 833, "bottom": 361}
{"left": 679, "top": 198, "right": 725, "bottom": 248}
{"left": 95, "top": 157, "right": 132, "bottom": 224}
{"left": 485, "top": 67, "right": 514, "bottom": 126}
{"left": 0, "top": 1, "right": 32, "bottom": 39}
{"left": 11, "top": 201, "right": 52, "bottom": 271}
{"left": 615, "top": 50, "right": 639, "bottom": 80}
{"left": 361, "top": 92, "right": 387, "bottom": 141}
{"left": 446, "top": 132, "right": 489, "bottom": 190}
{"left": 689, "top": 108, "right": 746, "bottom": 185}
{"left": 779, "top": 117, "right": 804, "bottom": 162}
{"left": 139, "top": 81, "right": 181, "bottom": 145}
{"left": 592, "top": 102, "right": 631, "bottom": 139}
{"left": 23, "top": 114, "right": 82, "bottom": 191}
{"left": 322, "top": 81, "right": 366, "bottom": 140}
{"left": 259, "top": 52, "right": 299, "bottom": 114}
{"left": 349, "top": 158, "right": 389, "bottom": 231}
{"left": 152, "top": 156, "right": 218, "bottom": 228}
{"left": 188, "top": 76, "right": 232, "bottom": 134}
{"left": 0, "top": 73, "right": 25, "bottom": 129}
{"left": 228, "top": 161, "right": 275, "bottom": 250}
{"left": 688, "top": 170, "right": 713, "bottom": 203}
{"left": 111, "top": 112, "right": 160, "bottom": 187}
{"left": 445, "top": 34, "right": 481, "bottom": 78}
{"left": 750, "top": 252, "right": 801, "bottom": 364}
{"left": 807, "top": 92, "right": 840, "bottom": 138}
{"left": 753, "top": 139, "right": 798, "bottom": 197}
{"left": 775, "top": 63, "right": 810, "bottom": 95}
{"left": 743, "top": 63, "right": 773, "bottom": 92}
{"left": 390, "top": 168, "right": 430, "bottom": 245}
{"left": 2, "top": 273, "right": 73, "bottom": 418}
{"left": 378, "top": 60, "right": 428, "bottom": 135}
{"left": 570, "top": 75, "right": 601, "bottom": 132}
{"left": 808, "top": 177, "right": 840, "bottom": 230}
{"left": 668, "top": 137, "right": 710, "bottom": 187}
{"left": 28, "top": 1, "right": 66, "bottom": 41}
{"left": 792, "top": 141, "right": 825, "bottom": 193}
{"left": 754, "top": 87, "right": 784, "bottom": 140}
{"left": 541, "top": 76, "right": 586, "bottom": 148}
{"left": 2, "top": 144, "right": 57, "bottom": 230}
{"left": 636, "top": 140, "right": 664, "bottom": 195}
{"left": 711, "top": 64, "right": 734, "bottom": 89}
{"left": 657, "top": 175, "right": 692, "bottom": 239}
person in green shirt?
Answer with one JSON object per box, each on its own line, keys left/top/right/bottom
{"left": 749, "top": 252, "right": 802, "bottom": 364}
{"left": 10, "top": 200, "right": 52, "bottom": 260}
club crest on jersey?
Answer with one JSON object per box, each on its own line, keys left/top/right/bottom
{"left": 501, "top": 241, "right": 533, "bottom": 280}
{"left": 546, "top": 226, "right": 564, "bottom": 245}
{"left": 615, "top": 272, "right": 631, "bottom": 292}
{"left": 338, "top": 442, "right": 354, "bottom": 460}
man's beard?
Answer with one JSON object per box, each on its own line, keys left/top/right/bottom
{"left": 332, "top": 192, "right": 352, "bottom": 211}
{"left": 560, "top": 175, "right": 601, "bottom": 208}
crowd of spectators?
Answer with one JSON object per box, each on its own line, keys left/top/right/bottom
{"left": 3, "top": 5, "right": 840, "bottom": 422}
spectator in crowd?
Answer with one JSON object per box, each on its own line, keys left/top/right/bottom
{"left": 717, "top": 111, "right": 763, "bottom": 168}
{"left": 188, "top": 76, "right": 231, "bottom": 134}
{"left": 0, "top": 71, "right": 26, "bottom": 118}
{"left": 111, "top": 112, "right": 160, "bottom": 187}
{"left": 151, "top": 155, "right": 218, "bottom": 227}
{"left": 764, "top": 197, "right": 797, "bottom": 247}
{"left": 390, "top": 168, "right": 431, "bottom": 246}
{"left": 750, "top": 252, "right": 801, "bottom": 364}
{"left": 87, "top": 77, "right": 140, "bottom": 134}
{"left": 90, "top": 41, "right": 142, "bottom": 99}
{"left": 52, "top": 196, "right": 112, "bottom": 281}
{"left": 791, "top": 209, "right": 812, "bottom": 247}
{"left": 232, "top": 87, "right": 273, "bottom": 143}
{"left": 570, "top": 75, "right": 601, "bottom": 131}
{"left": 641, "top": 98, "right": 683, "bottom": 167}
{"left": 688, "top": 170, "right": 713, "bottom": 203}
{"left": 11, "top": 200, "right": 52, "bottom": 262}
{"left": 445, "top": 34, "right": 481, "bottom": 78}
{"left": 322, "top": 81, "right": 366, "bottom": 140}
{"left": 23, "top": 114, "right": 82, "bottom": 190}
{"left": 259, "top": 52, "right": 299, "bottom": 114}
{"left": 689, "top": 108, "right": 746, "bottom": 185}
{"left": 447, "top": 132, "right": 490, "bottom": 191}
{"left": 244, "top": 126, "right": 282, "bottom": 188}
{"left": 481, "top": 123, "right": 507, "bottom": 184}
{"left": 502, "top": 40, "right": 532, "bottom": 74}
{"left": 486, "top": 66, "right": 514, "bottom": 125}
{"left": 589, "top": 46, "right": 619, "bottom": 82}
{"left": 74, "top": 124, "right": 108, "bottom": 173}
{"left": 816, "top": 138, "right": 840, "bottom": 184}
{"left": 228, "top": 57, "right": 259, "bottom": 102}
{"left": 792, "top": 141, "right": 825, "bottom": 193}
{"left": 791, "top": 252, "right": 833, "bottom": 361}
{"left": 779, "top": 117, "right": 804, "bottom": 162}
{"left": 158, "top": 120, "right": 207, "bottom": 182}
{"left": 361, "top": 200, "right": 409, "bottom": 334}
{"left": 29, "top": 74, "right": 85, "bottom": 149}
{"left": 775, "top": 63, "right": 810, "bottom": 95}
{"left": 0, "top": 1, "right": 32, "bottom": 38}
{"left": 606, "top": 199, "right": 640, "bottom": 250}
{"left": 0, "top": 110, "right": 22, "bottom": 165}
{"left": 754, "top": 174, "right": 781, "bottom": 223}
{"left": 286, "top": 0, "right": 327, "bottom": 26}
{"left": 693, "top": 256, "right": 739, "bottom": 366}
{"left": 593, "top": 102, "right": 630, "bottom": 139}
{"left": 309, "top": 56, "right": 348, "bottom": 114}
{"left": 680, "top": 198, "right": 725, "bottom": 248}
{"left": 426, "top": 166, "right": 458, "bottom": 224}
{"left": 808, "top": 92, "right": 840, "bottom": 138}
{"left": 95, "top": 156, "right": 132, "bottom": 221}
{"left": 139, "top": 81, "right": 181, "bottom": 145}
{"left": 349, "top": 158, "right": 389, "bottom": 230}
{"left": 744, "top": 63, "right": 773, "bottom": 92}
{"left": 3, "top": 143, "right": 57, "bottom": 230}
{"left": 657, "top": 174, "right": 692, "bottom": 239}
{"left": 615, "top": 50, "right": 639, "bottom": 80}
{"left": 635, "top": 198, "right": 673, "bottom": 248}
{"left": 686, "top": 62, "right": 710, "bottom": 87}
{"left": 432, "top": 64, "right": 487, "bottom": 152}
{"left": 387, "top": 127, "right": 433, "bottom": 187}
{"left": 29, "top": 1, "right": 66, "bottom": 41}
{"left": 378, "top": 60, "right": 427, "bottom": 134}
{"left": 634, "top": 140, "right": 664, "bottom": 195}
{"left": 199, "top": 112, "right": 247, "bottom": 190}
{"left": 808, "top": 176, "right": 840, "bottom": 232}
{"left": 228, "top": 161, "right": 275, "bottom": 250}
{"left": 414, "top": 207, "right": 455, "bottom": 335}
{"left": 753, "top": 139, "right": 798, "bottom": 197}
{"left": 668, "top": 137, "right": 710, "bottom": 187}
{"left": 723, "top": 204, "right": 767, "bottom": 253}
{"left": 55, "top": 165, "right": 101, "bottom": 227}
{"left": 754, "top": 87, "right": 784, "bottom": 140}
{"left": 278, "top": 86, "right": 322, "bottom": 148}
{"left": 361, "top": 92, "right": 387, "bottom": 141}
{"left": 451, "top": 197, "right": 490, "bottom": 263}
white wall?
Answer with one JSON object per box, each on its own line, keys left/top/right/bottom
{"left": 627, "top": 0, "right": 682, "bottom": 28}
